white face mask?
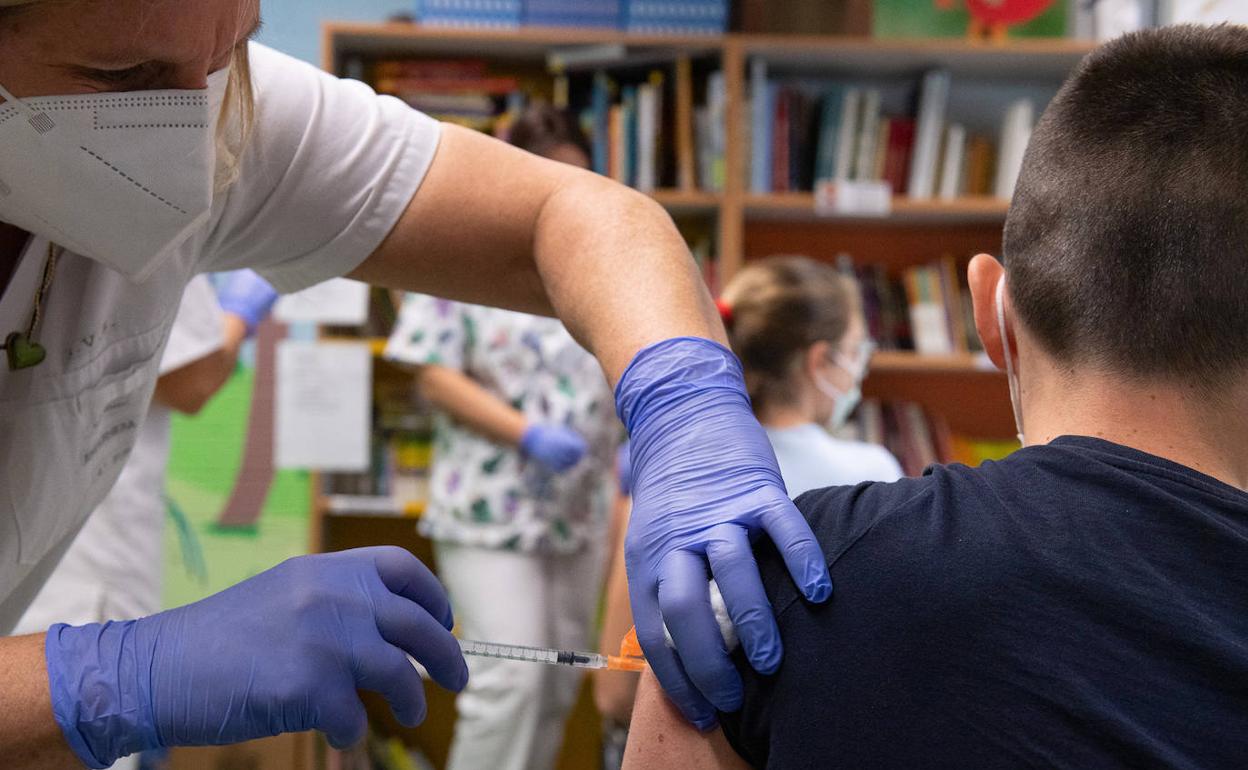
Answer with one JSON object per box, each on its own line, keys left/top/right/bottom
{"left": 0, "top": 67, "right": 229, "bottom": 282}
{"left": 813, "top": 339, "right": 874, "bottom": 431}
{"left": 996, "top": 275, "right": 1026, "bottom": 445}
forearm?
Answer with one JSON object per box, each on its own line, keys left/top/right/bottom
{"left": 152, "top": 315, "right": 247, "bottom": 415}
{"left": 0, "top": 635, "right": 78, "bottom": 768}
{"left": 416, "top": 364, "right": 527, "bottom": 446}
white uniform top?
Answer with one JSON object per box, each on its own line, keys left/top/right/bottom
{"left": 0, "top": 43, "right": 441, "bottom": 633}
{"left": 765, "top": 423, "right": 905, "bottom": 499}
{"left": 13, "top": 277, "right": 223, "bottom": 632}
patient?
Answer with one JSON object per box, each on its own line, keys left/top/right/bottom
{"left": 624, "top": 24, "right": 1248, "bottom": 769}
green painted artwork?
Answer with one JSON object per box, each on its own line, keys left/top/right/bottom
{"left": 163, "top": 366, "right": 311, "bottom": 609}
{"left": 873, "top": 0, "right": 1066, "bottom": 38}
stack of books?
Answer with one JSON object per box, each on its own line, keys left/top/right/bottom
{"left": 414, "top": 0, "right": 523, "bottom": 28}
{"left": 748, "top": 64, "right": 1037, "bottom": 200}
{"left": 584, "top": 60, "right": 722, "bottom": 193}
{"left": 845, "top": 256, "right": 983, "bottom": 356}
{"left": 524, "top": 0, "right": 621, "bottom": 28}
{"left": 372, "top": 59, "right": 528, "bottom": 133}
{"left": 623, "top": 0, "right": 729, "bottom": 35}
{"left": 845, "top": 399, "right": 1019, "bottom": 477}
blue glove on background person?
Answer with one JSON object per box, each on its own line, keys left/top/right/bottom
{"left": 520, "top": 423, "right": 588, "bottom": 472}
{"left": 215, "top": 269, "right": 280, "bottom": 336}
{"left": 617, "top": 337, "right": 832, "bottom": 730}
{"left": 44, "top": 547, "right": 468, "bottom": 768}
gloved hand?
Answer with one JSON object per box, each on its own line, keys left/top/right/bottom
{"left": 45, "top": 547, "right": 468, "bottom": 768}
{"left": 520, "top": 423, "right": 588, "bottom": 473}
{"left": 216, "top": 269, "right": 279, "bottom": 336}
{"left": 617, "top": 337, "right": 831, "bottom": 729}
{"left": 617, "top": 441, "right": 633, "bottom": 497}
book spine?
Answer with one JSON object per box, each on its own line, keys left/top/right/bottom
{"left": 749, "top": 58, "right": 772, "bottom": 194}
{"left": 675, "top": 56, "right": 696, "bottom": 190}
{"left": 853, "top": 89, "right": 881, "bottom": 181}
{"left": 833, "top": 88, "right": 861, "bottom": 182}
{"left": 907, "top": 69, "right": 951, "bottom": 199}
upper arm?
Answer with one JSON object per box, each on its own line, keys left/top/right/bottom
{"left": 624, "top": 670, "right": 752, "bottom": 770}
{"left": 349, "top": 123, "right": 607, "bottom": 315}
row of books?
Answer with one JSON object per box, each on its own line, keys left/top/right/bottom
{"left": 749, "top": 64, "right": 1036, "bottom": 200}
{"left": 586, "top": 62, "right": 723, "bottom": 192}
{"left": 413, "top": 0, "right": 728, "bottom": 34}
{"left": 371, "top": 58, "right": 534, "bottom": 134}
{"left": 843, "top": 399, "right": 1018, "bottom": 477}
{"left": 846, "top": 256, "right": 983, "bottom": 356}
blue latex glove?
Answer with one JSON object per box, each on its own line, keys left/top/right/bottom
{"left": 520, "top": 423, "right": 588, "bottom": 473}
{"left": 215, "top": 270, "right": 279, "bottom": 336}
{"left": 617, "top": 441, "right": 633, "bottom": 497}
{"left": 45, "top": 547, "right": 468, "bottom": 768}
{"left": 617, "top": 337, "right": 832, "bottom": 729}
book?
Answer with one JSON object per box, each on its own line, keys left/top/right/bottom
{"left": 635, "top": 82, "right": 659, "bottom": 192}
{"left": 772, "top": 87, "right": 793, "bottom": 193}
{"left": 872, "top": 117, "right": 892, "bottom": 183}
{"left": 881, "top": 118, "right": 915, "bottom": 195}
{"left": 749, "top": 58, "right": 774, "bottom": 193}
{"left": 674, "top": 56, "right": 696, "bottom": 191}
{"left": 853, "top": 89, "right": 882, "bottom": 182}
{"left": 937, "top": 123, "right": 966, "bottom": 201}
{"left": 812, "top": 87, "right": 845, "bottom": 184}
{"left": 834, "top": 88, "right": 862, "bottom": 182}
{"left": 963, "top": 134, "right": 996, "bottom": 197}
{"left": 908, "top": 69, "right": 951, "bottom": 199}
{"left": 995, "top": 99, "right": 1035, "bottom": 199}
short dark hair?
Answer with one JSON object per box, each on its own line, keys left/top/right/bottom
{"left": 506, "top": 103, "right": 591, "bottom": 159}
{"left": 1005, "top": 24, "right": 1248, "bottom": 389}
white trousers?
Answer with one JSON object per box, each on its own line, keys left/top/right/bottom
{"left": 435, "top": 540, "right": 605, "bottom": 770}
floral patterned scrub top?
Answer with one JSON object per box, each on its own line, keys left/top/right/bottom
{"left": 385, "top": 294, "right": 622, "bottom": 554}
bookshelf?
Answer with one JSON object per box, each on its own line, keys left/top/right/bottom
{"left": 312, "top": 22, "right": 1090, "bottom": 766}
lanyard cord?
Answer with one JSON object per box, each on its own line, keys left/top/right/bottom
{"left": 1, "top": 241, "right": 60, "bottom": 356}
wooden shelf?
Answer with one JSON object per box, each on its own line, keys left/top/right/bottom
{"left": 871, "top": 350, "right": 1001, "bottom": 375}
{"left": 325, "top": 22, "right": 724, "bottom": 69}
{"left": 650, "top": 188, "right": 722, "bottom": 214}
{"left": 742, "top": 34, "right": 1094, "bottom": 78}
{"left": 744, "top": 193, "right": 1009, "bottom": 223}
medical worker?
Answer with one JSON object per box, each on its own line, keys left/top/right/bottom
{"left": 0, "top": 1, "right": 828, "bottom": 766}
{"left": 12, "top": 270, "right": 276, "bottom": 770}
{"left": 386, "top": 105, "right": 620, "bottom": 770}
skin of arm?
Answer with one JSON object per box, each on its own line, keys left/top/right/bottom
{"left": 152, "top": 314, "right": 247, "bottom": 415}
{"left": 595, "top": 494, "right": 640, "bottom": 725}
{"left": 349, "top": 124, "right": 725, "bottom": 386}
{"left": 413, "top": 363, "right": 528, "bottom": 447}
{"left": 623, "top": 669, "right": 750, "bottom": 770}
{"left": 0, "top": 635, "right": 78, "bottom": 768}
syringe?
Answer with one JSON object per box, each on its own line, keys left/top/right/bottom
{"left": 458, "top": 631, "right": 648, "bottom": 672}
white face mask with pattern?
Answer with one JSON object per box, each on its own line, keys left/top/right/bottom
{"left": 0, "top": 67, "right": 229, "bottom": 282}
{"left": 996, "top": 275, "right": 1026, "bottom": 445}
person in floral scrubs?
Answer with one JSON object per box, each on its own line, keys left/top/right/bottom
{"left": 384, "top": 105, "right": 622, "bottom": 770}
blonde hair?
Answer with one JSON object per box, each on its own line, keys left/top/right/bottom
{"left": 721, "top": 255, "right": 862, "bottom": 413}
{"left": 0, "top": 1, "right": 256, "bottom": 190}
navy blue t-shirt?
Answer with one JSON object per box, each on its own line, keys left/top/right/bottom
{"left": 719, "top": 436, "right": 1248, "bottom": 769}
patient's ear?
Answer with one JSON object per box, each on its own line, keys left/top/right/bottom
{"left": 968, "top": 254, "right": 1008, "bottom": 370}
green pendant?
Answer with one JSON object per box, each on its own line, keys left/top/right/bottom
{"left": 5, "top": 331, "right": 46, "bottom": 370}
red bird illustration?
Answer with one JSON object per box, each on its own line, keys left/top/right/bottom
{"left": 937, "top": 0, "right": 1056, "bottom": 41}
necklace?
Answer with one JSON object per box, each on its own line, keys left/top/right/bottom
{"left": 2, "top": 242, "right": 59, "bottom": 371}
